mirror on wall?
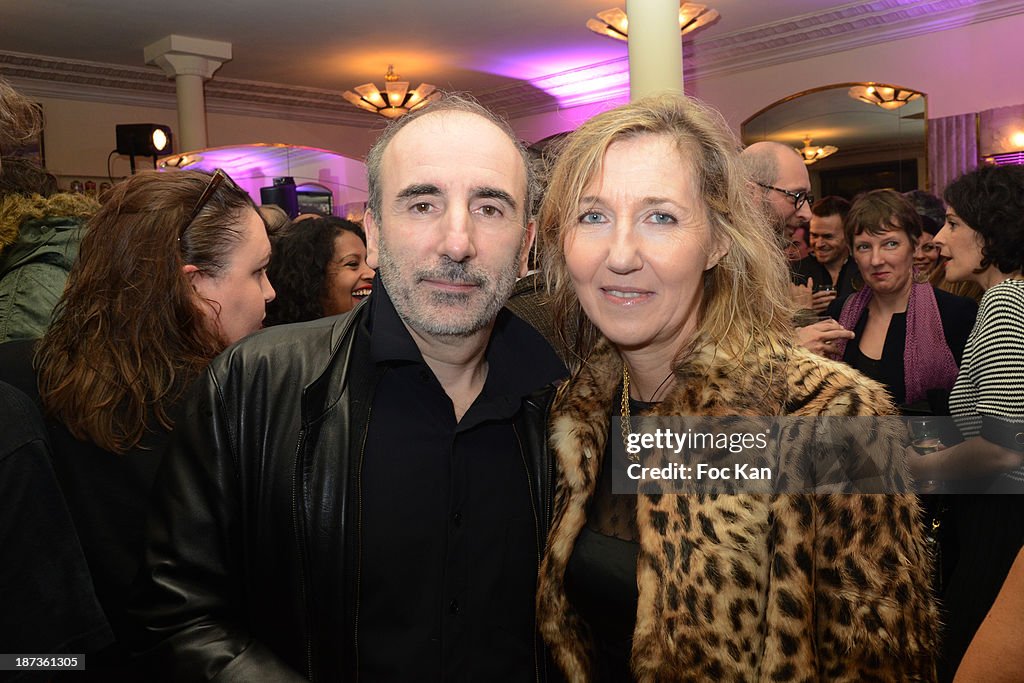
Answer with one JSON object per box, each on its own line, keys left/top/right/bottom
{"left": 741, "top": 82, "right": 927, "bottom": 201}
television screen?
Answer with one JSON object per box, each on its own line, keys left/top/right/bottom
{"left": 297, "top": 188, "right": 333, "bottom": 216}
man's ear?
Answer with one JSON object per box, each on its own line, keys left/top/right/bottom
{"left": 364, "top": 208, "right": 380, "bottom": 270}
{"left": 519, "top": 219, "right": 537, "bottom": 277}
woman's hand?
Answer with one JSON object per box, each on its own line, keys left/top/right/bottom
{"left": 908, "top": 437, "right": 1024, "bottom": 482}
{"left": 906, "top": 444, "right": 944, "bottom": 493}
{"left": 790, "top": 279, "right": 814, "bottom": 310}
{"left": 796, "top": 319, "right": 855, "bottom": 356}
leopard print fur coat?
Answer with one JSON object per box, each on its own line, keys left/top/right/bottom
{"left": 536, "top": 338, "right": 939, "bottom": 682}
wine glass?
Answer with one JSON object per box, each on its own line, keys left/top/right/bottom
{"left": 908, "top": 417, "right": 943, "bottom": 492}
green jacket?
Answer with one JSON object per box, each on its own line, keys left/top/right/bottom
{"left": 0, "top": 193, "right": 97, "bottom": 343}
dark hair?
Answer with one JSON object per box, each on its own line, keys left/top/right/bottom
{"left": 844, "top": 189, "right": 922, "bottom": 247}
{"left": 365, "top": 92, "right": 535, "bottom": 227}
{"left": 0, "top": 77, "right": 41, "bottom": 150}
{"left": 810, "top": 195, "right": 851, "bottom": 221}
{"left": 265, "top": 216, "right": 366, "bottom": 325}
{"left": 903, "top": 189, "right": 945, "bottom": 236}
{"left": 35, "top": 170, "right": 257, "bottom": 453}
{"left": 944, "top": 165, "right": 1024, "bottom": 276}
{"left": 0, "top": 155, "right": 59, "bottom": 197}
{"left": 0, "top": 78, "right": 58, "bottom": 197}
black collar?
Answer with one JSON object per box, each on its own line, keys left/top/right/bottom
{"left": 367, "top": 275, "right": 566, "bottom": 399}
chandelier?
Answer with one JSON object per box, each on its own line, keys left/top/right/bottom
{"left": 587, "top": 2, "right": 718, "bottom": 41}
{"left": 847, "top": 84, "right": 922, "bottom": 110}
{"left": 343, "top": 65, "right": 440, "bottom": 119}
{"left": 795, "top": 136, "right": 838, "bottom": 165}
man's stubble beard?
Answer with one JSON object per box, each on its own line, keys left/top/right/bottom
{"left": 816, "top": 245, "right": 849, "bottom": 268}
{"left": 376, "top": 229, "right": 525, "bottom": 338}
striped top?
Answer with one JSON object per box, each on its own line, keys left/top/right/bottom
{"left": 948, "top": 278, "right": 1024, "bottom": 482}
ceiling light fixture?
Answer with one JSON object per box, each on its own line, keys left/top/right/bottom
{"left": 587, "top": 2, "right": 718, "bottom": 41}
{"left": 848, "top": 84, "right": 922, "bottom": 110}
{"left": 342, "top": 64, "right": 440, "bottom": 119}
{"left": 796, "top": 135, "right": 838, "bottom": 165}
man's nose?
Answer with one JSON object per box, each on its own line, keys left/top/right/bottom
{"left": 439, "top": 206, "right": 477, "bottom": 262}
{"left": 795, "top": 201, "right": 812, "bottom": 224}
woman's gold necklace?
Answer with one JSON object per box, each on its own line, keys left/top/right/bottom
{"left": 620, "top": 364, "right": 674, "bottom": 462}
{"left": 620, "top": 364, "right": 635, "bottom": 461}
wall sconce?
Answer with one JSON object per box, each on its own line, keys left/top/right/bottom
{"left": 116, "top": 123, "right": 173, "bottom": 173}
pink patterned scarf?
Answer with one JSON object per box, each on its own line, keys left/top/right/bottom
{"left": 831, "top": 281, "right": 959, "bottom": 405}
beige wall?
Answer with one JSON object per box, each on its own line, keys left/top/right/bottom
{"left": 35, "top": 95, "right": 379, "bottom": 182}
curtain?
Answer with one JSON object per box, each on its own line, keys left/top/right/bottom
{"left": 928, "top": 113, "right": 978, "bottom": 197}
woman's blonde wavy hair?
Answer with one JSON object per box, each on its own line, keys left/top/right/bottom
{"left": 538, "top": 93, "right": 795, "bottom": 371}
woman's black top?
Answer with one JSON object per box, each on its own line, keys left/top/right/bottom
{"left": 564, "top": 394, "right": 650, "bottom": 681}
{"left": 828, "top": 287, "right": 977, "bottom": 410}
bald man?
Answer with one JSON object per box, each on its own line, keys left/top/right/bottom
{"left": 741, "top": 141, "right": 853, "bottom": 351}
{"left": 741, "top": 141, "right": 814, "bottom": 240}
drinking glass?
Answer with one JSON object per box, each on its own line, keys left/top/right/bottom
{"left": 908, "top": 417, "right": 943, "bottom": 492}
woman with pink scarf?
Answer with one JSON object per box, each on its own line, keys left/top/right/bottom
{"left": 826, "top": 189, "right": 977, "bottom": 413}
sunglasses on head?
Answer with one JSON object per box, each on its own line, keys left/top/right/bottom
{"left": 180, "top": 168, "right": 241, "bottom": 239}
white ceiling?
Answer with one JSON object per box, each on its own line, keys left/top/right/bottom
{"left": 0, "top": 1, "right": 856, "bottom": 98}
{"left": 4, "top": 0, "right": 1018, "bottom": 156}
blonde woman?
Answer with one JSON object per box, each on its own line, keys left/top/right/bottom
{"left": 535, "top": 94, "right": 938, "bottom": 681}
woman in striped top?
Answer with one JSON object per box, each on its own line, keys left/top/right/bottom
{"left": 909, "top": 164, "right": 1024, "bottom": 681}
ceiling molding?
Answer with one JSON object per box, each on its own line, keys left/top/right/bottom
{"left": 684, "top": 0, "right": 1024, "bottom": 81}
{"left": 2, "top": 0, "right": 1022, "bottom": 125}
{"left": 0, "top": 50, "right": 391, "bottom": 127}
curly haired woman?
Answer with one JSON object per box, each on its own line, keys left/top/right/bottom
{"left": 264, "top": 215, "right": 373, "bottom": 325}
{"left": 0, "top": 169, "right": 274, "bottom": 679}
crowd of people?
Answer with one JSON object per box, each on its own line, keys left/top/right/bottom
{"left": 2, "top": 74, "right": 1023, "bottom": 682}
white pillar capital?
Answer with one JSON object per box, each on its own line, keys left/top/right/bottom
{"left": 144, "top": 35, "right": 231, "bottom": 152}
{"left": 144, "top": 35, "right": 232, "bottom": 81}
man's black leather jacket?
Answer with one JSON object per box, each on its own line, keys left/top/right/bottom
{"left": 130, "top": 305, "right": 557, "bottom": 682}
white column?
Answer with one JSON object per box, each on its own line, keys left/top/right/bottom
{"left": 144, "top": 35, "right": 232, "bottom": 152}
{"left": 626, "top": 0, "right": 684, "bottom": 100}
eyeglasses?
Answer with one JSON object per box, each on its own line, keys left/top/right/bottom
{"left": 180, "top": 168, "right": 234, "bottom": 239}
{"left": 757, "top": 182, "right": 814, "bottom": 211}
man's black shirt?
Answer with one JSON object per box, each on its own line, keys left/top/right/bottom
{"left": 358, "top": 281, "right": 565, "bottom": 682}
{"left": 791, "top": 254, "right": 858, "bottom": 303}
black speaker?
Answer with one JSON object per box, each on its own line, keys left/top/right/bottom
{"left": 260, "top": 177, "right": 299, "bottom": 218}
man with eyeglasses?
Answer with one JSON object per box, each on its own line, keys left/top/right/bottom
{"left": 741, "top": 141, "right": 814, "bottom": 240}
{"left": 741, "top": 142, "right": 816, "bottom": 308}
{"left": 741, "top": 142, "right": 855, "bottom": 353}
{"left": 131, "top": 95, "right": 566, "bottom": 681}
